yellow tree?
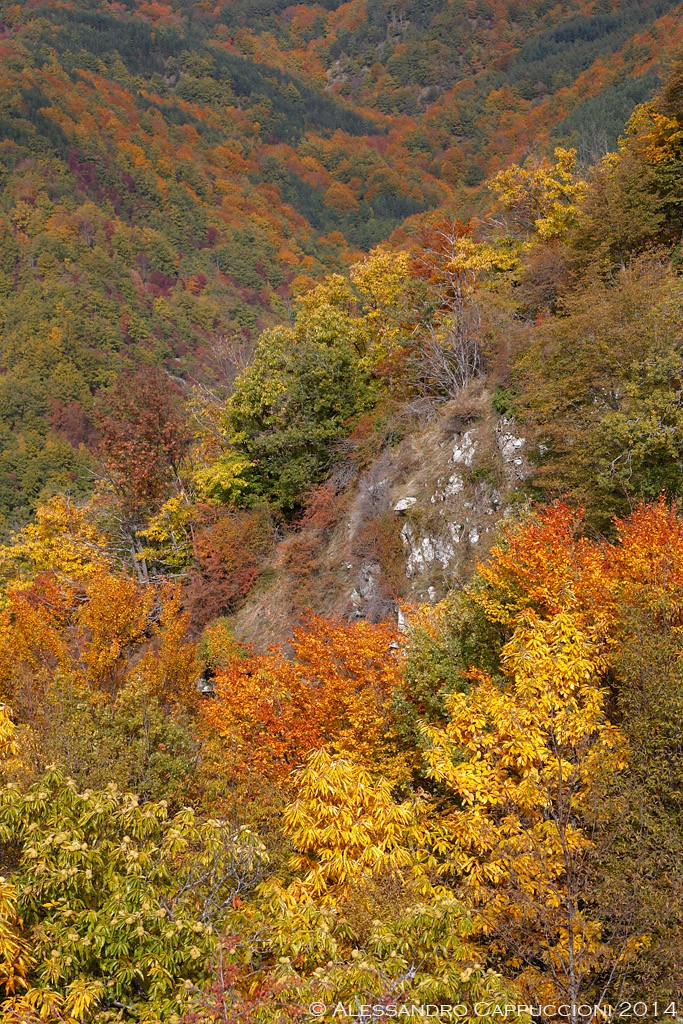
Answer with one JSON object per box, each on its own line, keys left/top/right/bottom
{"left": 0, "top": 706, "right": 31, "bottom": 1002}
{"left": 206, "top": 747, "right": 524, "bottom": 1022}
{"left": 490, "top": 147, "right": 587, "bottom": 240}
{"left": 282, "top": 748, "right": 422, "bottom": 902}
{"left": 423, "top": 610, "right": 630, "bottom": 1015}
{"left": 350, "top": 247, "right": 417, "bottom": 366}
{"left": 0, "top": 495, "right": 110, "bottom": 592}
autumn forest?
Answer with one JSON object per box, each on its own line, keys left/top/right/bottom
{"left": 0, "top": 0, "right": 682, "bottom": 1021}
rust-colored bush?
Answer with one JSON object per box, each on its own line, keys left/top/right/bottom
{"left": 354, "top": 510, "right": 406, "bottom": 602}
{"left": 185, "top": 506, "right": 274, "bottom": 627}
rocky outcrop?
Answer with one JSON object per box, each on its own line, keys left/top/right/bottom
{"left": 229, "top": 395, "right": 530, "bottom": 646}
{"left": 377, "top": 409, "right": 528, "bottom": 607}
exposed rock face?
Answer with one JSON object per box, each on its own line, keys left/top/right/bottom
{"left": 385, "top": 409, "right": 528, "bottom": 606}
{"left": 401, "top": 521, "right": 461, "bottom": 576}
{"left": 452, "top": 430, "right": 477, "bottom": 467}
{"left": 394, "top": 496, "right": 417, "bottom": 513}
{"left": 431, "top": 474, "right": 464, "bottom": 502}
{"left": 349, "top": 561, "right": 382, "bottom": 618}
{"left": 496, "top": 418, "right": 528, "bottom": 481}
{"left": 229, "top": 396, "right": 530, "bottom": 647}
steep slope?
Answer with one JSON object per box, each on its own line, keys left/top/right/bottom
{"left": 229, "top": 389, "right": 531, "bottom": 647}
{"left": 0, "top": 43, "right": 682, "bottom": 1023}
{"left": 0, "top": 0, "right": 681, "bottom": 521}
{"left": 243, "top": 0, "right": 683, "bottom": 176}
{"left": 0, "top": 0, "right": 446, "bottom": 519}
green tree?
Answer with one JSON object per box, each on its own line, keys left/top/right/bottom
{"left": 227, "top": 303, "right": 371, "bottom": 514}
{"left": 571, "top": 58, "right": 683, "bottom": 271}
{"left": 515, "top": 258, "right": 683, "bottom": 527}
{"left": 594, "top": 504, "right": 683, "bottom": 1002}
{"left": 0, "top": 709, "right": 268, "bottom": 1023}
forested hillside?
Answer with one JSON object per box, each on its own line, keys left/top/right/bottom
{"left": 0, "top": 1, "right": 683, "bottom": 1020}
{"left": 0, "top": 0, "right": 681, "bottom": 517}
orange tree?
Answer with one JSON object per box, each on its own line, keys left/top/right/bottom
{"left": 200, "top": 615, "right": 410, "bottom": 802}
{"left": 0, "top": 568, "right": 202, "bottom": 803}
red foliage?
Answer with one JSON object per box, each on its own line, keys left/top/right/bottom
{"left": 47, "top": 397, "right": 95, "bottom": 447}
{"left": 181, "top": 939, "right": 305, "bottom": 1023}
{"left": 185, "top": 506, "right": 274, "bottom": 627}
{"left": 93, "top": 368, "right": 190, "bottom": 519}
